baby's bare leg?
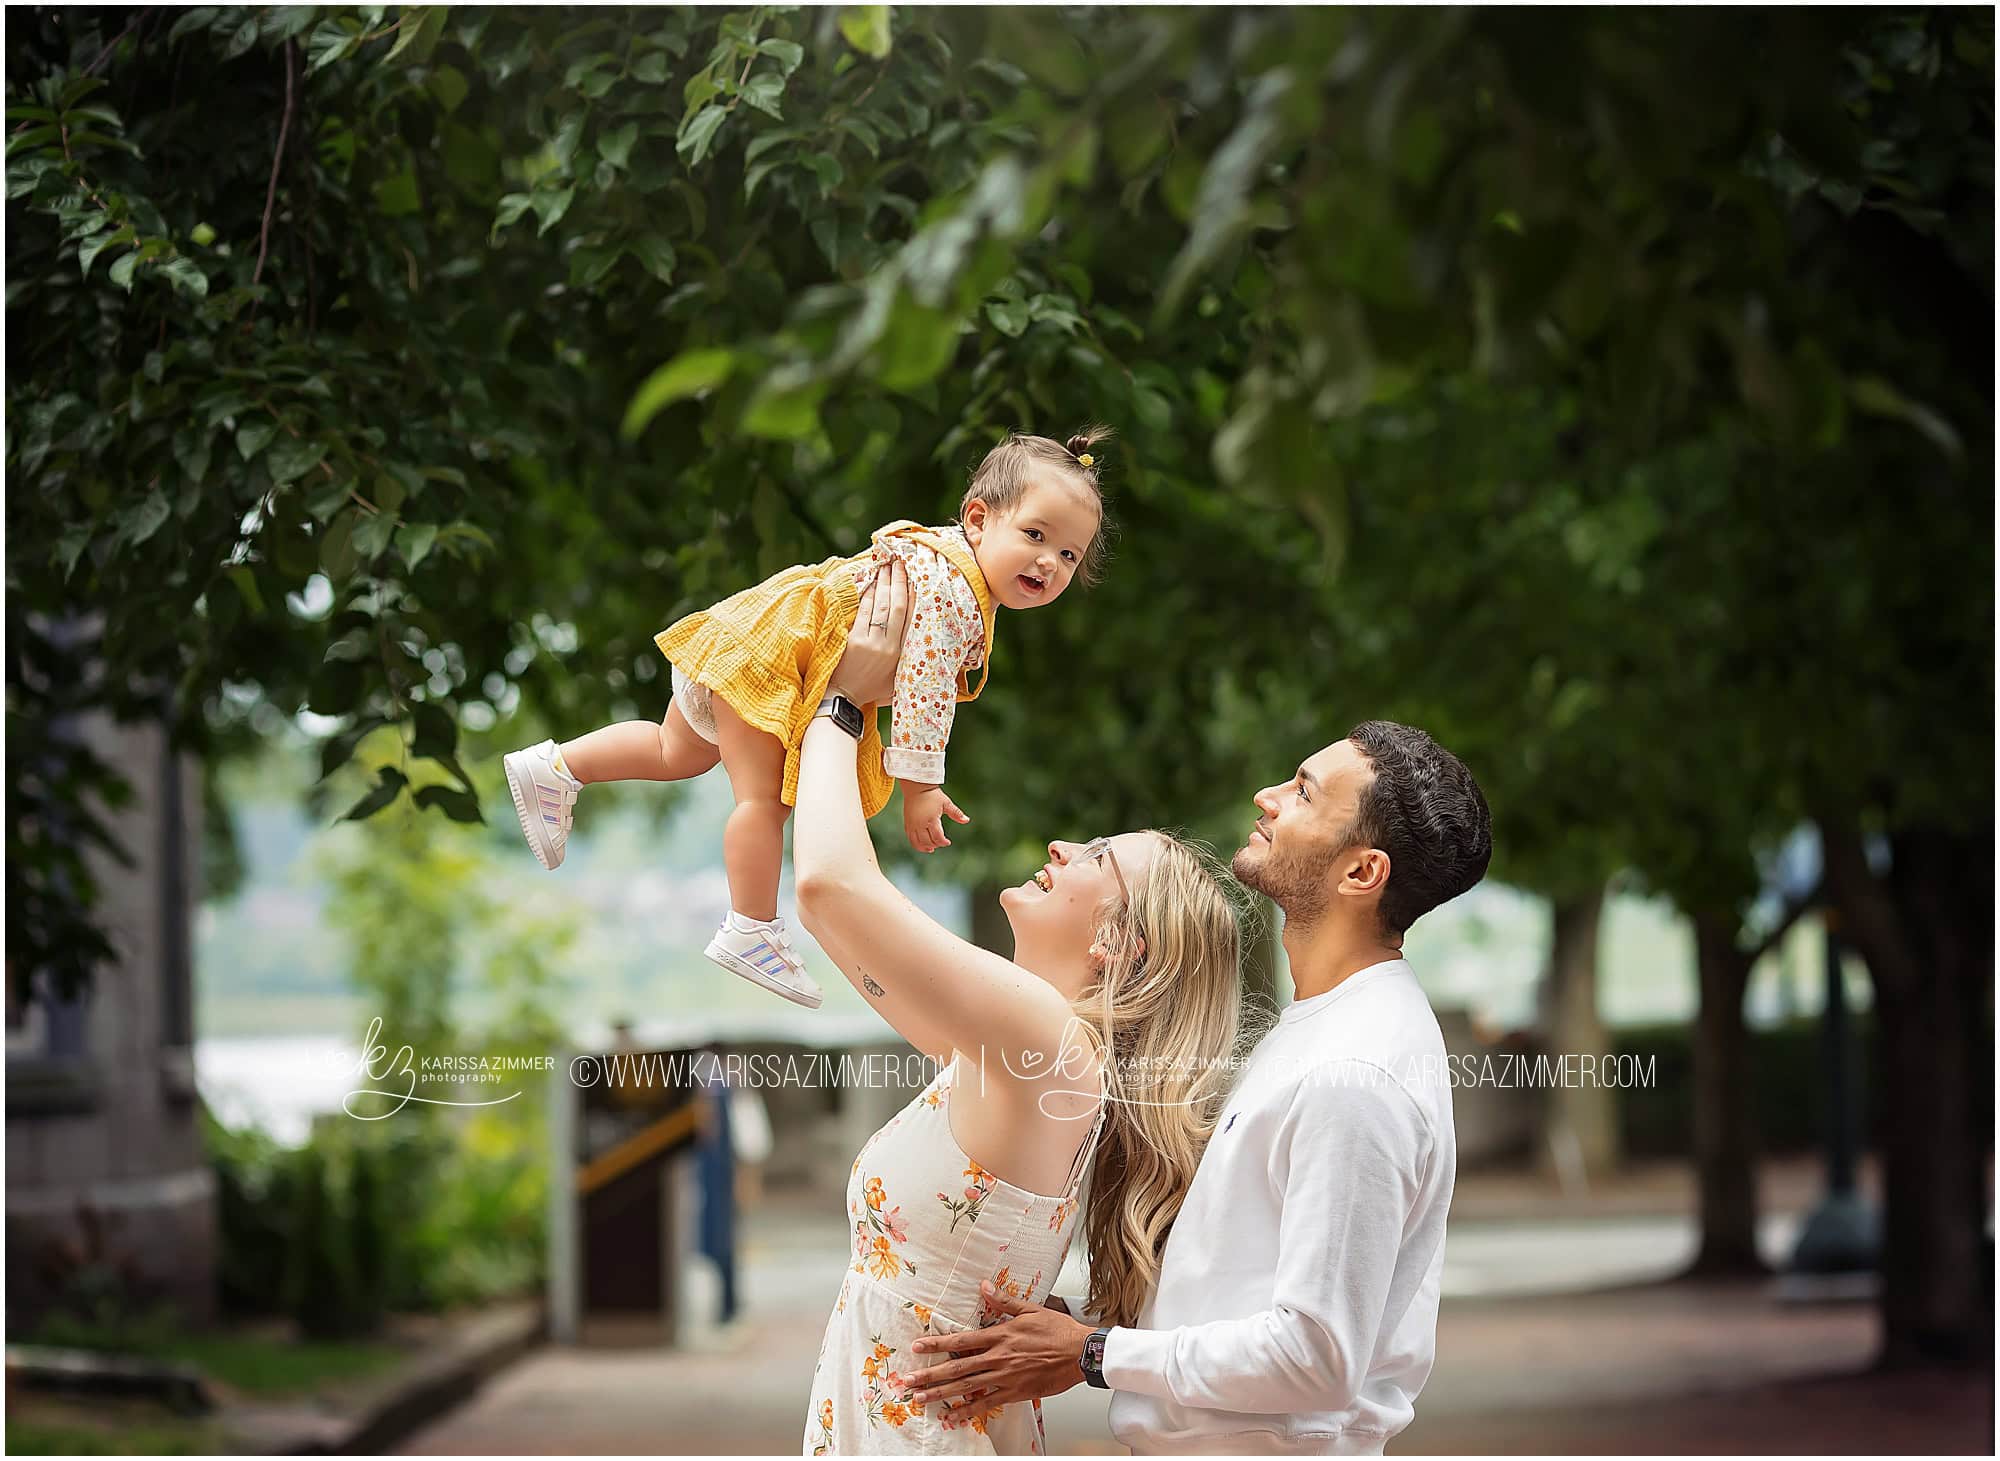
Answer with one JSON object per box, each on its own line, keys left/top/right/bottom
{"left": 560, "top": 703, "right": 719, "bottom": 785}
{"left": 711, "top": 695, "right": 791, "bottom": 922}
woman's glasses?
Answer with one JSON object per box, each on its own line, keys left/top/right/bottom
{"left": 1076, "top": 835, "right": 1129, "bottom": 906}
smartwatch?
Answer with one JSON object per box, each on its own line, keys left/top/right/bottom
{"left": 814, "top": 692, "right": 864, "bottom": 740}
{"left": 1080, "top": 1327, "right": 1111, "bottom": 1389}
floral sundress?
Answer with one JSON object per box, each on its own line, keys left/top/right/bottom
{"left": 804, "top": 1056, "right": 1106, "bottom": 1455}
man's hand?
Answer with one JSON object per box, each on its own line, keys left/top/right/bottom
{"left": 903, "top": 782, "right": 970, "bottom": 853}
{"left": 828, "top": 556, "right": 910, "bottom": 706}
{"left": 904, "top": 1282, "right": 1094, "bottom": 1416}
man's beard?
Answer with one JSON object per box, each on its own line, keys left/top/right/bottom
{"left": 1232, "top": 836, "right": 1329, "bottom": 927}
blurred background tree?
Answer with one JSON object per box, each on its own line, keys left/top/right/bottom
{"left": 7, "top": 4, "right": 1989, "bottom": 1365}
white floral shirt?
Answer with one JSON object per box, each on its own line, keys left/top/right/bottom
{"left": 847, "top": 526, "right": 987, "bottom": 786}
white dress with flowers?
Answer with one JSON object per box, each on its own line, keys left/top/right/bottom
{"left": 804, "top": 1056, "right": 1106, "bottom": 1456}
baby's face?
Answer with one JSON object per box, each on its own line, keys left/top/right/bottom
{"left": 966, "top": 477, "right": 1099, "bottom": 611}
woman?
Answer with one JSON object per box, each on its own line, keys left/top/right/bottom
{"left": 792, "top": 559, "right": 1248, "bottom": 1455}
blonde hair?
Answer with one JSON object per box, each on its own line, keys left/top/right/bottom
{"left": 1066, "top": 831, "right": 1268, "bottom": 1329}
{"left": 958, "top": 425, "right": 1116, "bottom": 585}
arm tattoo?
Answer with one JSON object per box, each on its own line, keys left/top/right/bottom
{"left": 862, "top": 974, "right": 886, "bottom": 998}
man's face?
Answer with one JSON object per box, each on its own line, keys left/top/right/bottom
{"left": 1232, "top": 741, "right": 1375, "bottom": 923}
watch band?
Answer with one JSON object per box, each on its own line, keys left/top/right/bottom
{"left": 814, "top": 692, "right": 864, "bottom": 740}
{"left": 1080, "top": 1326, "right": 1111, "bottom": 1389}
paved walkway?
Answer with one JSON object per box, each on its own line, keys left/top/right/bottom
{"left": 398, "top": 1163, "right": 1989, "bottom": 1456}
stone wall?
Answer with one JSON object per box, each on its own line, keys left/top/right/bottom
{"left": 6, "top": 711, "right": 217, "bottom": 1330}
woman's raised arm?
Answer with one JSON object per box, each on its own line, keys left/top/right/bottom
{"left": 795, "top": 566, "right": 1073, "bottom": 1068}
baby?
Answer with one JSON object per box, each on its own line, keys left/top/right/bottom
{"left": 502, "top": 428, "right": 1111, "bottom": 1009}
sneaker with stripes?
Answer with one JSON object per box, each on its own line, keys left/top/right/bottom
{"left": 704, "top": 915, "right": 823, "bottom": 1009}
{"left": 503, "top": 738, "right": 581, "bottom": 870}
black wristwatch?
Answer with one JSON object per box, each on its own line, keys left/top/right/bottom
{"left": 814, "top": 692, "right": 864, "bottom": 740}
{"left": 1080, "top": 1326, "right": 1111, "bottom": 1389}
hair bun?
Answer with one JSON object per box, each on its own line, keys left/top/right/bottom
{"left": 1066, "top": 434, "right": 1096, "bottom": 459}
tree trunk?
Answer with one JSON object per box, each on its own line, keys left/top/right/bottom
{"left": 1688, "top": 911, "right": 1764, "bottom": 1275}
{"left": 1539, "top": 887, "right": 1620, "bottom": 1181}
{"left": 968, "top": 879, "right": 1012, "bottom": 956}
{"left": 1822, "top": 815, "right": 1992, "bottom": 1368}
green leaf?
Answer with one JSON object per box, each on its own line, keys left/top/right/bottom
{"left": 745, "top": 158, "right": 783, "bottom": 202}
{"left": 493, "top": 192, "right": 533, "bottom": 231}
{"left": 1848, "top": 376, "right": 1964, "bottom": 461}
{"left": 397, "top": 521, "right": 438, "bottom": 569}
{"left": 597, "top": 121, "right": 638, "bottom": 170}
{"left": 228, "top": 566, "right": 267, "bottom": 617}
{"left": 235, "top": 419, "right": 278, "bottom": 461}
{"left": 414, "top": 783, "right": 484, "bottom": 824}
{"left": 189, "top": 221, "right": 217, "bottom": 247}
{"left": 677, "top": 105, "right": 727, "bottom": 166}
{"left": 340, "top": 766, "right": 407, "bottom": 823}
{"left": 54, "top": 526, "right": 93, "bottom": 580}
{"left": 352, "top": 509, "right": 398, "bottom": 561}
{"left": 758, "top": 38, "right": 805, "bottom": 75}
{"left": 531, "top": 184, "right": 576, "bottom": 235}
{"left": 741, "top": 73, "right": 785, "bottom": 119}
{"left": 569, "top": 242, "right": 623, "bottom": 287}
{"left": 632, "top": 52, "right": 671, "bottom": 84}
{"left": 741, "top": 368, "right": 827, "bottom": 440}
{"left": 108, "top": 250, "right": 139, "bottom": 292}
{"left": 77, "top": 228, "right": 128, "bottom": 278}
{"left": 266, "top": 435, "right": 328, "bottom": 485}
{"left": 622, "top": 348, "right": 737, "bottom": 438}
{"left": 383, "top": 6, "right": 437, "bottom": 64}
{"left": 628, "top": 234, "right": 676, "bottom": 284}
{"left": 319, "top": 714, "right": 389, "bottom": 781}
{"left": 985, "top": 298, "right": 1030, "bottom": 337}
{"left": 223, "top": 15, "right": 261, "bottom": 61}
{"left": 305, "top": 19, "right": 355, "bottom": 74}
{"left": 116, "top": 490, "right": 172, "bottom": 548}
{"left": 435, "top": 521, "right": 495, "bottom": 559}
{"left": 305, "top": 472, "right": 355, "bottom": 522}
{"left": 806, "top": 152, "right": 844, "bottom": 194}
{"left": 168, "top": 8, "right": 220, "bottom": 44}
{"left": 838, "top": 6, "right": 892, "bottom": 58}
{"left": 162, "top": 256, "right": 208, "bottom": 300}
{"left": 173, "top": 430, "right": 212, "bottom": 487}
{"left": 374, "top": 166, "right": 421, "bottom": 216}
{"left": 408, "top": 700, "right": 454, "bottom": 759}
{"left": 428, "top": 63, "right": 469, "bottom": 113}
{"left": 319, "top": 510, "right": 359, "bottom": 579}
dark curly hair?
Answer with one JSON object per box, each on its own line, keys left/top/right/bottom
{"left": 1344, "top": 720, "right": 1493, "bottom": 936}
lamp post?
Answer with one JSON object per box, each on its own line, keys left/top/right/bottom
{"left": 1788, "top": 908, "right": 1880, "bottom": 1273}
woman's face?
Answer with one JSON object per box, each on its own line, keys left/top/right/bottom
{"left": 999, "top": 832, "right": 1158, "bottom": 994}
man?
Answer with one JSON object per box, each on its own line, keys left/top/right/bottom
{"left": 903, "top": 723, "right": 1493, "bottom": 1454}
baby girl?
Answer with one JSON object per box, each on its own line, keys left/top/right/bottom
{"left": 502, "top": 428, "right": 1111, "bottom": 1008}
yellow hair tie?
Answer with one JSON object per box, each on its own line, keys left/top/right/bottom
{"left": 1078, "top": 453, "right": 1094, "bottom": 468}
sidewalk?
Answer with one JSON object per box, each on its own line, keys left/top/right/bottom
{"left": 397, "top": 1161, "right": 1990, "bottom": 1456}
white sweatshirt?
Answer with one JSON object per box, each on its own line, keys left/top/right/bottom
{"left": 1091, "top": 959, "right": 1457, "bottom": 1454}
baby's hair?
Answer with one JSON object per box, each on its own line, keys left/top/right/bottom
{"left": 958, "top": 424, "right": 1116, "bottom": 586}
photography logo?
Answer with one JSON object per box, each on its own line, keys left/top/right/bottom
{"left": 342, "top": 1016, "right": 557, "bottom": 1121}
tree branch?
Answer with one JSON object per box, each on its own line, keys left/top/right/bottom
{"left": 1745, "top": 875, "right": 1823, "bottom": 965}
{"left": 248, "top": 38, "right": 297, "bottom": 314}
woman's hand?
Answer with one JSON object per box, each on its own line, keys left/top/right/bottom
{"left": 828, "top": 556, "right": 910, "bottom": 706}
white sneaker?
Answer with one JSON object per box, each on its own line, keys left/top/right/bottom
{"left": 503, "top": 738, "right": 581, "bottom": 870}
{"left": 704, "top": 917, "right": 823, "bottom": 1009}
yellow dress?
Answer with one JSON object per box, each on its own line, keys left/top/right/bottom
{"left": 653, "top": 521, "right": 996, "bottom": 818}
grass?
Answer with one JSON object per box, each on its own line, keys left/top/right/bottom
{"left": 26, "top": 1308, "right": 408, "bottom": 1398}
{"left": 5, "top": 1396, "right": 232, "bottom": 1456}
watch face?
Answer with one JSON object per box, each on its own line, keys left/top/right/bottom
{"left": 1082, "top": 1329, "right": 1110, "bottom": 1387}
{"left": 821, "top": 694, "right": 863, "bottom": 738}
